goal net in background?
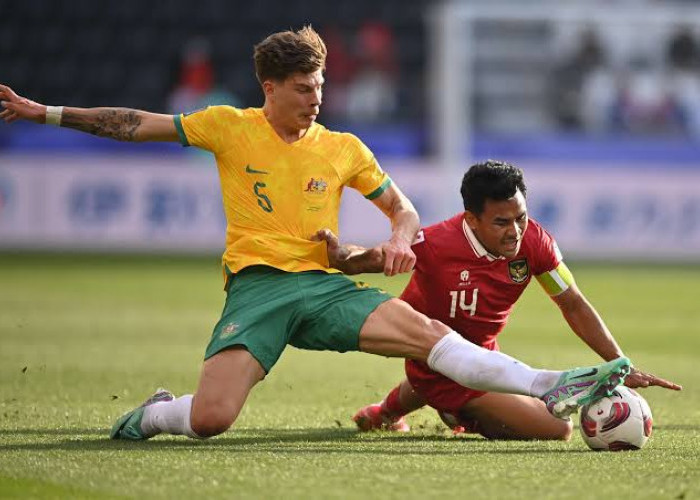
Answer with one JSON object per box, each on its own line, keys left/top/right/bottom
{"left": 423, "top": 2, "right": 700, "bottom": 260}
{"left": 428, "top": 1, "right": 700, "bottom": 165}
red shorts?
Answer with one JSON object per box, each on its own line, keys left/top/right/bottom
{"left": 405, "top": 359, "right": 488, "bottom": 414}
{"left": 405, "top": 341, "right": 499, "bottom": 432}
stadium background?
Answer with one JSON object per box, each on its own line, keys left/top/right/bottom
{"left": 2, "top": 0, "right": 700, "bottom": 259}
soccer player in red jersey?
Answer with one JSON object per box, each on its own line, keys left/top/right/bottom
{"left": 326, "top": 160, "right": 681, "bottom": 439}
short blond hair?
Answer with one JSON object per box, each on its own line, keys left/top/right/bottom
{"left": 253, "top": 26, "right": 327, "bottom": 83}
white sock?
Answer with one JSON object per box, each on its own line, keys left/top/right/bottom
{"left": 530, "top": 371, "right": 565, "bottom": 398}
{"left": 140, "top": 395, "right": 202, "bottom": 439}
{"left": 427, "top": 331, "right": 563, "bottom": 397}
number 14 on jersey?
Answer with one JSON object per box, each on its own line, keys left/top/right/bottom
{"left": 449, "top": 289, "right": 479, "bottom": 318}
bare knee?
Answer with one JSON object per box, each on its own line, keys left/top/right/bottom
{"left": 555, "top": 419, "right": 574, "bottom": 441}
{"left": 359, "top": 299, "right": 451, "bottom": 359}
{"left": 536, "top": 418, "right": 574, "bottom": 441}
{"left": 414, "top": 319, "right": 452, "bottom": 359}
{"left": 189, "top": 347, "right": 265, "bottom": 437}
{"left": 395, "top": 317, "right": 450, "bottom": 361}
{"left": 190, "top": 402, "right": 238, "bottom": 438}
{"left": 462, "top": 393, "right": 575, "bottom": 441}
{"left": 479, "top": 418, "right": 573, "bottom": 441}
{"left": 426, "top": 319, "right": 451, "bottom": 340}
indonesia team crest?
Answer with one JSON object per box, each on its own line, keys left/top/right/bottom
{"left": 508, "top": 259, "right": 529, "bottom": 283}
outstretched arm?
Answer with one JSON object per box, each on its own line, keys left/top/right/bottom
{"left": 0, "top": 83, "right": 179, "bottom": 143}
{"left": 553, "top": 284, "right": 682, "bottom": 391}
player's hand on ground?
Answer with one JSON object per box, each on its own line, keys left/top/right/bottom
{"left": 0, "top": 84, "right": 47, "bottom": 124}
{"left": 625, "top": 366, "right": 682, "bottom": 391}
{"left": 380, "top": 236, "right": 416, "bottom": 276}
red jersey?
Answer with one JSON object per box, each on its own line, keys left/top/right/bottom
{"left": 400, "top": 214, "right": 563, "bottom": 349}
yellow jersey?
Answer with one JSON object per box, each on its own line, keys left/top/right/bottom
{"left": 174, "top": 106, "right": 391, "bottom": 276}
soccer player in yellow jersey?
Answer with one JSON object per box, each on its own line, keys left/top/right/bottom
{"left": 1, "top": 27, "right": 632, "bottom": 441}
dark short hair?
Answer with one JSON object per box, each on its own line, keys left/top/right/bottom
{"left": 460, "top": 160, "right": 527, "bottom": 215}
{"left": 253, "top": 26, "right": 327, "bottom": 84}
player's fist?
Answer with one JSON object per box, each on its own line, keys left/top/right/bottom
{"left": 380, "top": 236, "right": 416, "bottom": 276}
{"left": 0, "top": 84, "right": 47, "bottom": 124}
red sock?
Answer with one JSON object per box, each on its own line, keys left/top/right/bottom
{"left": 380, "top": 385, "right": 406, "bottom": 418}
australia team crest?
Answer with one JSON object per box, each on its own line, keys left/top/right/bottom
{"left": 508, "top": 258, "right": 529, "bottom": 283}
{"left": 219, "top": 322, "right": 239, "bottom": 340}
{"left": 303, "top": 177, "right": 328, "bottom": 194}
{"left": 302, "top": 177, "right": 330, "bottom": 210}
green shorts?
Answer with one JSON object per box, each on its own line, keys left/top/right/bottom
{"left": 205, "top": 265, "right": 392, "bottom": 372}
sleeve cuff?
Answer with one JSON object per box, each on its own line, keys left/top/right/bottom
{"left": 364, "top": 177, "right": 392, "bottom": 200}
{"left": 173, "top": 115, "right": 190, "bottom": 147}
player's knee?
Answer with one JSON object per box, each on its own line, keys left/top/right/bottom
{"left": 190, "top": 405, "right": 236, "bottom": 438}
{"left": 549, "top": 419, "right": 574, "bottom": 441}
{"left": 525, "top": 417, "right": 574, "bottom": 441}
{"left": 417, "top": 319, "right": 452, "bottom": 353}
{"left": 559, "top": 419, "right": 574, "bottom": 441}
{"left": 426, "top": 318, "right": 451, "bottom": 336}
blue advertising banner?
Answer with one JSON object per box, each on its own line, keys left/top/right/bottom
{"left": 1, "top": 155, "right": 699, "bottom": 260}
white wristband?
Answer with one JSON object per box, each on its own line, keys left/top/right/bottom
{"left": 45, "top": 106, "right": 64, "bottom": 126}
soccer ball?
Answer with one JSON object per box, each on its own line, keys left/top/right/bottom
{"left": 579, "top": 386, "right": 653, "bottom": 451}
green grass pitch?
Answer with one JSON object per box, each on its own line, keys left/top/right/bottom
{"left": 0, "top": 254, "right": 698, "bottom": 499}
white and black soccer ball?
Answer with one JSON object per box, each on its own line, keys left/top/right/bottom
{"left": 579, "top": 386, "right": 653, "bottom": 451}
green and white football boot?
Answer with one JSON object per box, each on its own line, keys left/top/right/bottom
{"left": 109, "top": 388, "right": 175, "bottom": 440}
{"left": 542, "top": 357, "right": 631, "bottom": 419}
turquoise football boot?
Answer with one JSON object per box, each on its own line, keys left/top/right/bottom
{"left": 542, "top": 357, "right": 631, "bottom": 419}
{"left": 110, "top": 388, "right": 175, "bottom": 440}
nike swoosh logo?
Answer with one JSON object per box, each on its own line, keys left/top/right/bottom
{"left": 245, "top": 165, "right": 269, "bottom": 175}
{"left": 571, "top": 368, "right": 598, "bottom": 380}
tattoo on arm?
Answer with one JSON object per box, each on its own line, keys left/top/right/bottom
{"left": 61, "top": 108, "right": 143, "bottom": 141}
